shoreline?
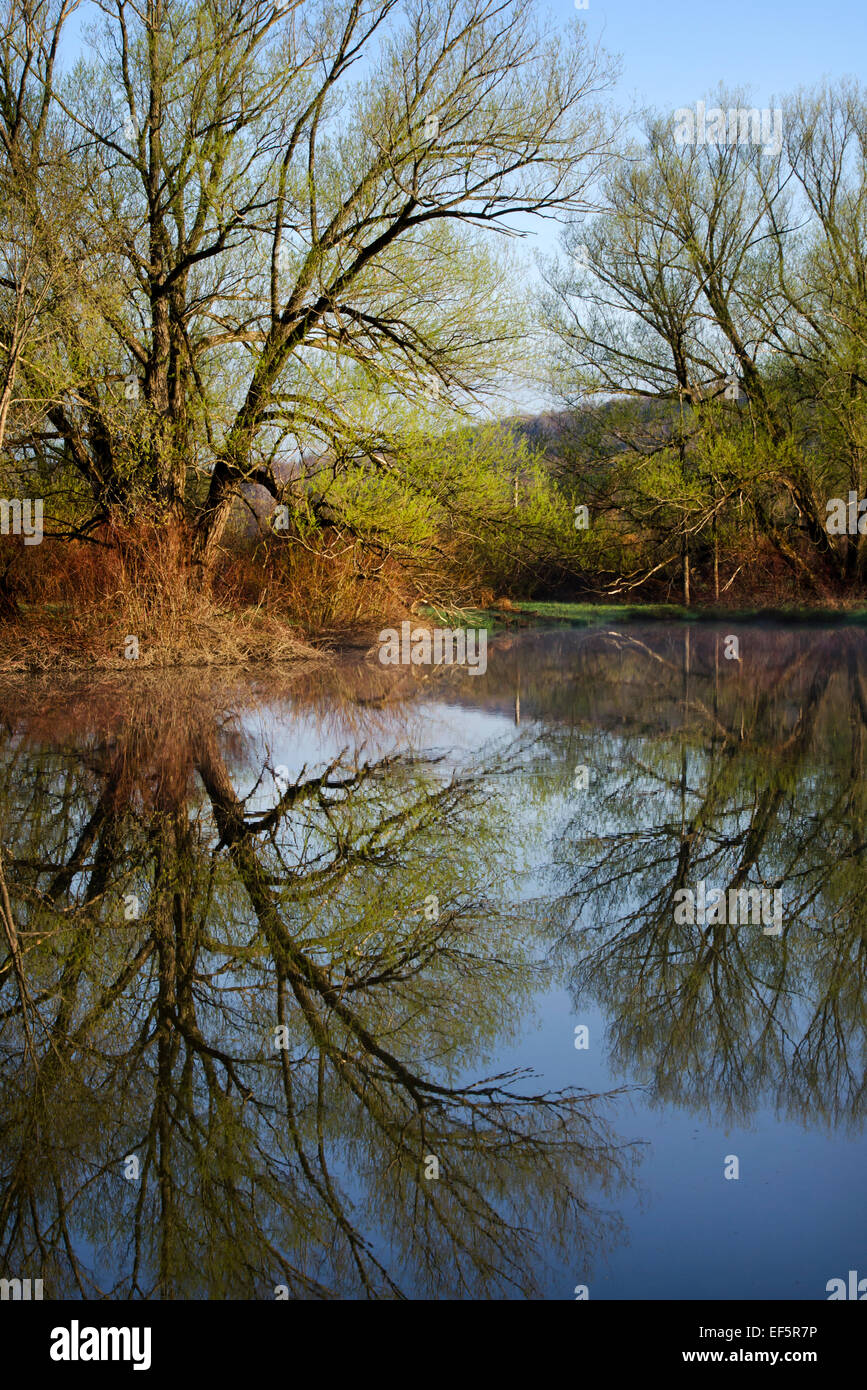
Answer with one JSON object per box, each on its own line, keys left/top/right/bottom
{"left": 3, "top": 599, "right": 867, "bottom": 673}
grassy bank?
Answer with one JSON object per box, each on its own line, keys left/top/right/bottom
{"left": 0, "top": 602, "right": 323, "bottom": 673}
{"left": 419, "top": 599, "right": 867, "bottom": 631}
{"left": 7, "top": 594, "right": 867, "bottom": 674}
{"left": 513, "top": 600, "right": 867, "bottom": 626}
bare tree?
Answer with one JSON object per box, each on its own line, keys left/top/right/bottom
{"left": 0, "top": 0, "right": 617, "bottom": 574}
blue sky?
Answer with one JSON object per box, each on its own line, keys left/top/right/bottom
{"left": 567, "top": 0, "right": 866, "bottom": 110}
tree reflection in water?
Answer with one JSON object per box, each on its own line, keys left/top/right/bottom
{"left": 542, "top": 626, "right": 867, "bottom": 1129}
{"left": 4, "top": 623, "right": 865, "bottom": 1299}
{"left": 0, "top": 674, "right": 633, "bottom": 1300}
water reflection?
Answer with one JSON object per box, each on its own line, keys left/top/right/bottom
{"left": 541, "top": 627, "right": 867, "bottom": 1129}
{"left": 1, "top": 623, "right": 866, "bottom": 1299}
{"left": 0, "top": 676, "right": 630, "bottom": 1299}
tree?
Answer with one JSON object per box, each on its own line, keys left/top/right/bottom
{"left": 0, "top": 2, "right": 80, "bottom": 457}
{"left": 1, "top": 0, "right": 617, "bottom": 578}
{"left": 760, "top": 82, "right": 867, "bottom": 581}
{"left": 542, "top": 86, "right": 867, "bottom": 596}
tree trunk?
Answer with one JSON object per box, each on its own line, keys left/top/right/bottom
{"left": 682, "top": 534, "right": 690, "bottom": 605}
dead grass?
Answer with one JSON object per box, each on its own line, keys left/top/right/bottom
{"left": 0, "top": 609, "right": 321, "bottom": 672}
{"left": 216, "top": 527, "right": 418, "bottom": 641}
{"left": 0, "top": 523, "right": 323, "bottom": 671}
{"left": 6, "top": 515, "right": 855, "bottom": 674}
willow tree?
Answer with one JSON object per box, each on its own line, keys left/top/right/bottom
{"left": 763, "top": 82, "right": 867, "bottom": 583}
{"left": 0, "top": 0, "right": 616, "bottom": 575}
{"left": 541, "top": 86, "right": 867, "bottom": 595}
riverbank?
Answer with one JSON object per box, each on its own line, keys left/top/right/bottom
{"left": 420, "top": 598, "right": 867, "bottom": 631}
{"left": 0, "top": 603, "right": 323, "bottom": 673}
{"left": 4, "top": 597, "right": 867, "bottom": 672}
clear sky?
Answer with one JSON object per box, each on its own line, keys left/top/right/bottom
{"left": 566, "top": 0, "right": 866, "bottom": 110}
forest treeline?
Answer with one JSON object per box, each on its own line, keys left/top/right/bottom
{"left": 1, "top": 0, "right": 866, "bottom": 659}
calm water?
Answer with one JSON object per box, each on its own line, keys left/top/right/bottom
{"left": 1, "top": 623, "right": 865, "bottom": 1299}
